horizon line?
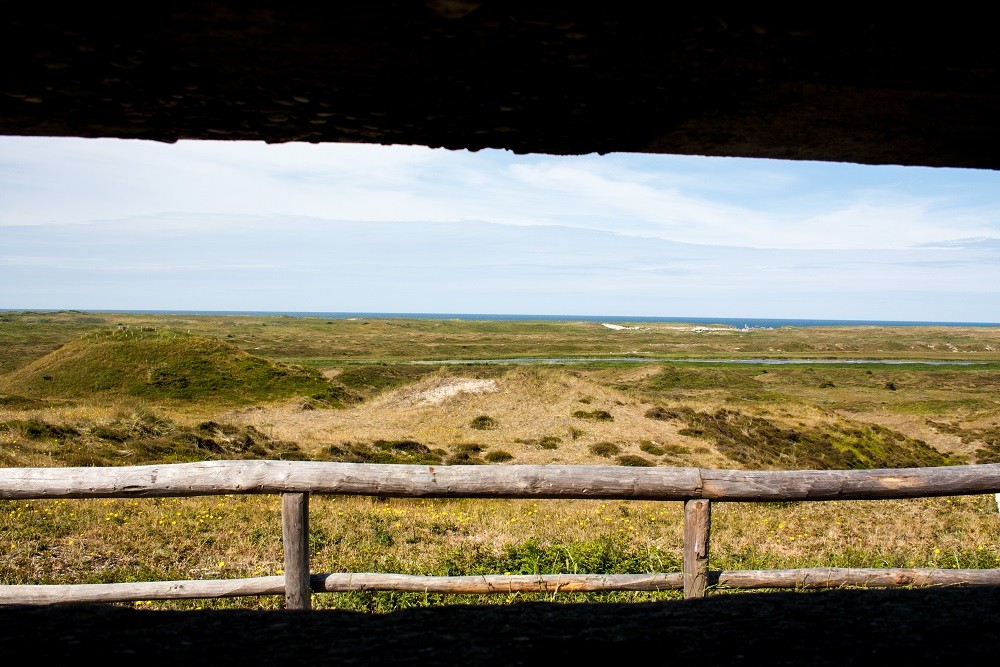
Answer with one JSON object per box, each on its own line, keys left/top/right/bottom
{"left": 3, "top": 308, "right": 999, "bottom": 327}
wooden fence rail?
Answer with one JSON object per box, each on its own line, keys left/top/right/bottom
{"left": 2, "top": 461, "right": 1000, "bottom": 608}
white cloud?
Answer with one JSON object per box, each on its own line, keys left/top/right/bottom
{"left": 2, "top": 137, "right": 999, "bottom": 320}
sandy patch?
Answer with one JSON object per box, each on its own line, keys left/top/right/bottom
{"left": 406, "top": 378, "right": 499, "bottom": 406}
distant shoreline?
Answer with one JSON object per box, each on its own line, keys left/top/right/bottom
{"left": 3, "top": 309, "right": 999, "bottom": 328}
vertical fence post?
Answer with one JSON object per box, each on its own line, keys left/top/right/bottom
{"left": 683, "top": 498, "right": 712, "bottom": 599}
{"left": 282, "top": 492, "right": 311, "bottom": 610}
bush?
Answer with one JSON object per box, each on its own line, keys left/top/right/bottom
{"left": 485, "top": 450, "right": 514, "bottom": 463}
{"left": 644, "top": 406, "right": 677, "bottom": 421}
{"left": 572, "top": 410, "right": 613, "bottom": 422}
{"left": 539, "top": 435, "right": 561, "bottom": 449}
{"left": 469, "top": 415, "right": 498, "bottom": 430}
{"left": 446, "top": 442, "right": 485, "bottom": 465}
{"left": 639, "top": 441, "right": 665, "bottom": 456}
{"left": 516, "top": 436, "right": 562, "bottom": 450}
{"left": 445, "top": 450, "right": 483, "bottom": 465}
{"left": 617, "top": 455, "right": 654, "bottom": 467}
{"left": 589, "top": 442, "right": 621, "bottom": 457}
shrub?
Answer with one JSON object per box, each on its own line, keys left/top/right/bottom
{"left": 573, "top": 410, "right": 613, "bottom": 422}
{"left": 485, "top": 450, "right": 514, "bottom": 463}
{"left": 639, "top": 441, "right": 666, "bottom": 456}
{"left": 644, "top": 406, "right": 677, "bottom": 421}
{"left": 516, "top": 435, "right": 563, "bottom": 449}
{"left": 589, "top": 442, "right": 621, "bottom": 457}
{"left": 373, "top": 439, "right": 427, "bottom": 453}
{"left": 445, "top": 442, "right": 485, "bottom": 464}
{"left": 469, "top": 415, "right": 498, "bottom": 430}
{"left": 323, "top": 440, "right": 443, "bottom": 465}
{"left": 539, "top": 435, "right": 561, "bottom": 449}
{"left": 819, "top": 381, "right": 835, "bottom": 388}
{"left": 675, "top": 407, "right": 955, "bottom": 470}
{"left": 1, "top": 419, "right": 79, "bottom": 439}
{"left": 617, "top": 455, "right": 654, "bottom": 467}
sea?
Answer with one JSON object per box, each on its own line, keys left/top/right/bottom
{"left": 54, "top": 310, "right": 1000, "bottom": 329}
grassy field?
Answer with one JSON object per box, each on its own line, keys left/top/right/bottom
{"left": 2, "top": 310, "right": 1000, "bottom": 610}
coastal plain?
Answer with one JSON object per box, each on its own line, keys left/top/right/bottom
{"left": 1, "top": 310, "right": 1000, "bottom": 611}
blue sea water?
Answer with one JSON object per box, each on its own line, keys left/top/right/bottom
{"left": 55, "top": 310, "right": 1000, "bottom": 328}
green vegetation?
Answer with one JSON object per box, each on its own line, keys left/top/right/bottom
{"left": 322, "top": 439, "right": 445, "bottom": 465}
{"left": 3, "top": 493, "right": 998, "bottom": 611}
{"left": 5, "top": 310, "right": 1000, "bottom": 372}
{"left": 616, "top": 454, "right": 654, "bottom": 467}
{"left": 335, "top": 364, "right": 437, "bottom": 398}
{"left": 1, "top": 311, "right": 1000, "bottom": 611}
{"left": 443, "top": 534, "right": 680, "bottom": 576}
{"left": 0, "top": 410, "right": 305, "bottom": 467}
{"left": 639, "top": 441, "right": 666, "bottom": 456}
{"left": 928, "top": 420, "right": 1000, "bottom": 464}
{"left": 469, "top": 415, "right": 498, "bottom": 430}
{"left": 515, "top": 435, "right": 562, "bottom": 450}
{"left": 572, "top": 409, "right": 613, "bottom": 421}
{"left": 0, "top": 328, "right": 348, "bottom": 407}
{"left": 446, "top": 443, "right": 485, "bottom": 465}
{"left": 589, "top": 442, "right": 620, "bottom": 457}
{"left": 672, "top": 407, "right": 958, "bottom": 469}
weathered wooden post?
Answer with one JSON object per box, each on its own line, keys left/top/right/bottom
{"left": 282, "top": 492, "right": 311, "bottom": 610}
{"left": 683, "top": 498, "right": 712, "bottom": 599}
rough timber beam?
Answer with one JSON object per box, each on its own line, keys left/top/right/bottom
{"left": 2, "top": 4, "right": 999, "bottom": 169}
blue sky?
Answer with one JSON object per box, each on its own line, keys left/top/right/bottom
{"left": 2, "top": 136, "right": 999, "bottom": 322}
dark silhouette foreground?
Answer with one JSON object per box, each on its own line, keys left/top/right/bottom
{"left": 3, "top": 587, "right": 999, "bottom": 665}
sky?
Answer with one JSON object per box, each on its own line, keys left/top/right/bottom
{"left": 1, "top": 135, "right": 999, "bottom": 322}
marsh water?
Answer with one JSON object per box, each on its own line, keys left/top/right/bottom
{"left": 416, "top": 358, "right": 984, "bottom": 365}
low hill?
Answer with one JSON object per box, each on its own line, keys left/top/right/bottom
{"left": 230, "top": 365, "right": 959, "bottom": 470}
{"left": 0, "top": 327, "right": 350, "bottom": 406}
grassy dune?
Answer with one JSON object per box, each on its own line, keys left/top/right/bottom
{"left": 0, "top": 327, "right": 351, "bottom": 408}
{"left": 2, "top": 311, "right": 1000, "bottom": 609}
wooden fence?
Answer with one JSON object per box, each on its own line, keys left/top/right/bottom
{"left": 3, "top": 460, "right": 1000, "bottom": 608}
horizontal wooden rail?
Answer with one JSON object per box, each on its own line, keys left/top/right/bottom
{"left": 3, "top": 460, "right": 1000, "bottom": 501}
{"left": 4, "top": 568, "right": 1000, "bottom": 605}
{"left": 4, "top": 461, "right": 1000, "bottom": 607}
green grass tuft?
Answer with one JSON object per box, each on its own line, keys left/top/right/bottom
{"left": 589, "top": 442, "right": 621, "bottom": 457}
{"left": 572, "top": 409, "right": 613, "bottom": 422}
{"left": 469, "top": 415, "right": 498, "bottom": 430}
{"left": 617, "top": 455, "right": 655, "bottom": 467}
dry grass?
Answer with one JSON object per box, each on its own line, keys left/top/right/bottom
{"left": 223, "top": 366, "right": 730, "bottom": 467}
{"left": 3, "top": 492, "right": 998, "bottom": 610}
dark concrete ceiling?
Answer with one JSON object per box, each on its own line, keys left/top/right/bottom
{"left": 2, "top": 3, "right": 999, "bottom": 169}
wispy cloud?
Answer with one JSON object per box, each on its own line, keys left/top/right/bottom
{"left": 1, "top": 137, "right": 999, "bottom": 320}
{"left": 916, "top": 237, "right": 1000, "bottom": 250}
